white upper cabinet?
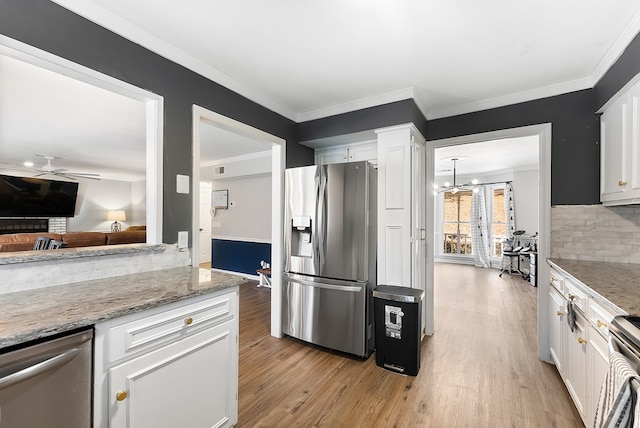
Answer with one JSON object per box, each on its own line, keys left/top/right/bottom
{"left": 601, "top": 77, "right": 640, "bottom": 205}
{"left": 314, "top": 140, "right": 377, "bottom": 165}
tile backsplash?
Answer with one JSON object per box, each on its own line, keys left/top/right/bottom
{"left": 551, "top": 205, "right": 640, "bottom": 263}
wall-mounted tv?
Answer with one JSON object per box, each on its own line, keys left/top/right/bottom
{"left": 0, "top": 174, "right": 79, "bottom": 217}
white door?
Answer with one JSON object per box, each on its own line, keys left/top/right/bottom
{"left": 199, "top": 182, "right": 212, "bottom": 264}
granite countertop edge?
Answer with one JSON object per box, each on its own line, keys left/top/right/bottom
{"left": 0, "top": 266, "right": 247, "bottom": 349}
{"left": 548, "top": 258, "right": 640, "bottom": 316}
{"left": 0, "top": 243, "right": 166, "bottom": 265}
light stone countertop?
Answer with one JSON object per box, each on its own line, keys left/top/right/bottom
{"left": 549, "top": 258, "right": 640, "bottom": 315}
{"left": 0, "top": 267, "right": 247, "bottom": 349}
{"left": 0, "top": 243, "right": 165, "bottom": 265}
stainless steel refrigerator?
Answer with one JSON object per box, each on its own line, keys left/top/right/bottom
{"left": 283, "top": 161, "right": 377, "bottom": 358}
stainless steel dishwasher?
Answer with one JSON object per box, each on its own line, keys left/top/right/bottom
{"left": 0, "top": 329, "right": 93, "bottom": 428}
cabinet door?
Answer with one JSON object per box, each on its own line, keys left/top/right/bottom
{"left": 315, "top": 147, "right": 348, "bottom": 165}
{"left": 565, "top": 312, "right": 587, "bottom": 422}
{"left": 347, "top": 142, "right": 378, "bottom": 163}
{"left": 628, "top": 82, "right": 640, "bottom": 199}
{"left": 549, "top": 288, "right": 565, "bottom": 371}
{"left": 376, "top": 126, "right": 413, "bottom": 287}
{"left": 601, "top": 95, "right": 628, "bottom": 203}
{"left": 586, "top": 328, "right": 609, "bottom": 426}
{"left": 109, "top": 320, "right": 238, "bottom": 428}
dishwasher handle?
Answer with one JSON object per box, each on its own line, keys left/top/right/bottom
{"left": 0, "top": 346, "right": 82, "bottom": 390}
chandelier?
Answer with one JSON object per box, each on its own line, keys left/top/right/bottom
{"left": 433, "top": 157, "right": 479, "bottom": 195}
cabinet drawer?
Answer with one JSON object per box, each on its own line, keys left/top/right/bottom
{"left": 588, "top": 299, "right": 615, "bottom": 338}
{"left": 107, "top": 292, "right": 237, "bottom": 363}
{"left": 564, "top": 279, "right": 588, "bottom": 314}
{"left": 549, "top": 269, "right": 564, "bottom": 294}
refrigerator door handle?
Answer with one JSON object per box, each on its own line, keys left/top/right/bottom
{"left": 284, "top": 273, "right": 365, "bottom": 292}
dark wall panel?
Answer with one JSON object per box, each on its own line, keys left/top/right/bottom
{"left": 297, "top": 99, "right": 427, "bottom": 143}
{"left": 211, "top": 239, "right": 271, "bottom": 276}
{"left": 595, "top": 32, "right": 640, "bottom": 110}
{"left": 426, "top": 90, "right": 600, "bottom": 206}
{"left": 0, "top": 0, "right": 312, "bottom": 243}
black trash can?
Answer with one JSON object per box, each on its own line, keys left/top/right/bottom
{"left": 373, "top": 285, "right": 424, "bottom": 376}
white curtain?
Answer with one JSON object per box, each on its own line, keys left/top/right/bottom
{"left": 471, "top": 186, "right": 491, "bottom": 268}
{"left": 504, "top": 182, "right": 516, "bottom": 246}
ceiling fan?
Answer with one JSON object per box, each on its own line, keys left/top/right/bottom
{"left": 28, "top": 155, "right": 101, "bottom": 181}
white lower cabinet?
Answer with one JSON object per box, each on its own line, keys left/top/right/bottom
{"left": 565, "top": 311, "right": 587, "bottom": 418}
{"left": 548, "top": 266, "right": 619, "bottom": 427}
{"left": 94, "top": 289, "right": 239, "bottom": 428}
{"left": 549, "top": 287, "right": 565, "bottom": 371}
{"left": 587, "top": 326, "right": 610, "bottom": 425}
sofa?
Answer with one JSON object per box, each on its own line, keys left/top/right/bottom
{"left": 0, "top": 226, "right": 146, "bottom": 252}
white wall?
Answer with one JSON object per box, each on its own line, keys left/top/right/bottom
{"left": 130, "top": 180, "right": 146, "bottom": 226}
{"left": 452, "top": 169, "right": 538, "bottom": 235}
{"left": 211, "top": 174, "right": 271, "bottom": 242}
{"left": 69, "top": 178, "right": 146, "bottom": 232}
{"left": 201, "top": 151, "right": 271, "bottom": 181}
{"left": 513, "top": 169, "right": 539, "bottom": 236}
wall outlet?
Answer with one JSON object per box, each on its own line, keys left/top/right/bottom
{"left": 178, "top": 231, "right": 188, "bottom": 248}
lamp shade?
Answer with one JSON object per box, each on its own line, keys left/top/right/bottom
{"left": 107, "top": 210, "right": 126, "bottom": 222}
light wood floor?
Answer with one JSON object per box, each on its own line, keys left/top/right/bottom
{"left": 236, "top": 263, "right": 583, "bottom": 427}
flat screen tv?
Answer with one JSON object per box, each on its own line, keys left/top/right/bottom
{"left": 0, "top": 174, "right": 79, "bottom": 217}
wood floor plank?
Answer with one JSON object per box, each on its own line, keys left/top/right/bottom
{"left": 236, "top": 264, "right": 583, "bottom": 427}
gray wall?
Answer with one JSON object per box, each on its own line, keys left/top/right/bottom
{"left": 426, "top": 89, "right": 600, "bottom": 205}
{"left": 594, "top": 32, "right": 640, "bottom": 110}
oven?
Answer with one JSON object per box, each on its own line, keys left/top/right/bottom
{"left": 596, "top": 316, "right": 640, "bottom": 427}
{"left": 609, "top": 316, "right": 640, "bottom": 370}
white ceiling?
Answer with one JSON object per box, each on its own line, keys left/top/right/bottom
{"left": 52, "top": 0, "right": 640, "bottom": 121}
{"left": 0, "top": 54, "right": 147, "bottom": 181}
{"left": 434, "top": 136, "right": 539, "bottom": 180}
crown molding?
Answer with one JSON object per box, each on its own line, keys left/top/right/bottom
{"left": 200, "top": 149, "right": 272, "bottom": 167}
{"left": 295, "top": 87, "right": 415, "bottom": 123}
{"left": 591, "top": 8, "right": 640, "bottom": 85}
{"left": 424, "top": 76, "right": 594, "bottom": 120}
{"left": 50, "top": 0, "right": 298, "bottom": 121}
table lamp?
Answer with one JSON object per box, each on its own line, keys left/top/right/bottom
{"left": 107, "top": 210, "right": 126, "bottom": 232}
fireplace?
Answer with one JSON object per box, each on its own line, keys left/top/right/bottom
{"left": 0, "top": 219, "right": 49, "bottom": 235}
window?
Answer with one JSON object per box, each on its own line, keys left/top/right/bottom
{"left": 442, "top": 190, "right": 473, "bottom": 255}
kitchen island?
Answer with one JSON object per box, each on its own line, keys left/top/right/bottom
{"left": 0, "top": 267, "right": 246, "bottom": 428}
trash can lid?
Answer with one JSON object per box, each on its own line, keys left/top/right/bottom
{"left": 372, "top": 285, "right": 424, "bottom": 303}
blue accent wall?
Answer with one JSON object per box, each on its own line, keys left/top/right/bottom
{"left": 211, "top": 239, "right": 271, "bottom": 275}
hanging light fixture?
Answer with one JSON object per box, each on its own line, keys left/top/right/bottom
{"left": 433, "top": 157, "right": 480, "bottom": 195}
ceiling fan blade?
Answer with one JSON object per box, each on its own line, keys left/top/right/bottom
{"left": 58, "top": 172, "right": 101, "bottom": 180}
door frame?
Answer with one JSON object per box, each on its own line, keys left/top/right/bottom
{"left": 427, "top": 123, "right": 551, "bottom": 361}
{"left": 198, "top": 182, "right": 213, "bottom": 264}
{"left": 192, "top": 106, "right": 285, "bottom": 337}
